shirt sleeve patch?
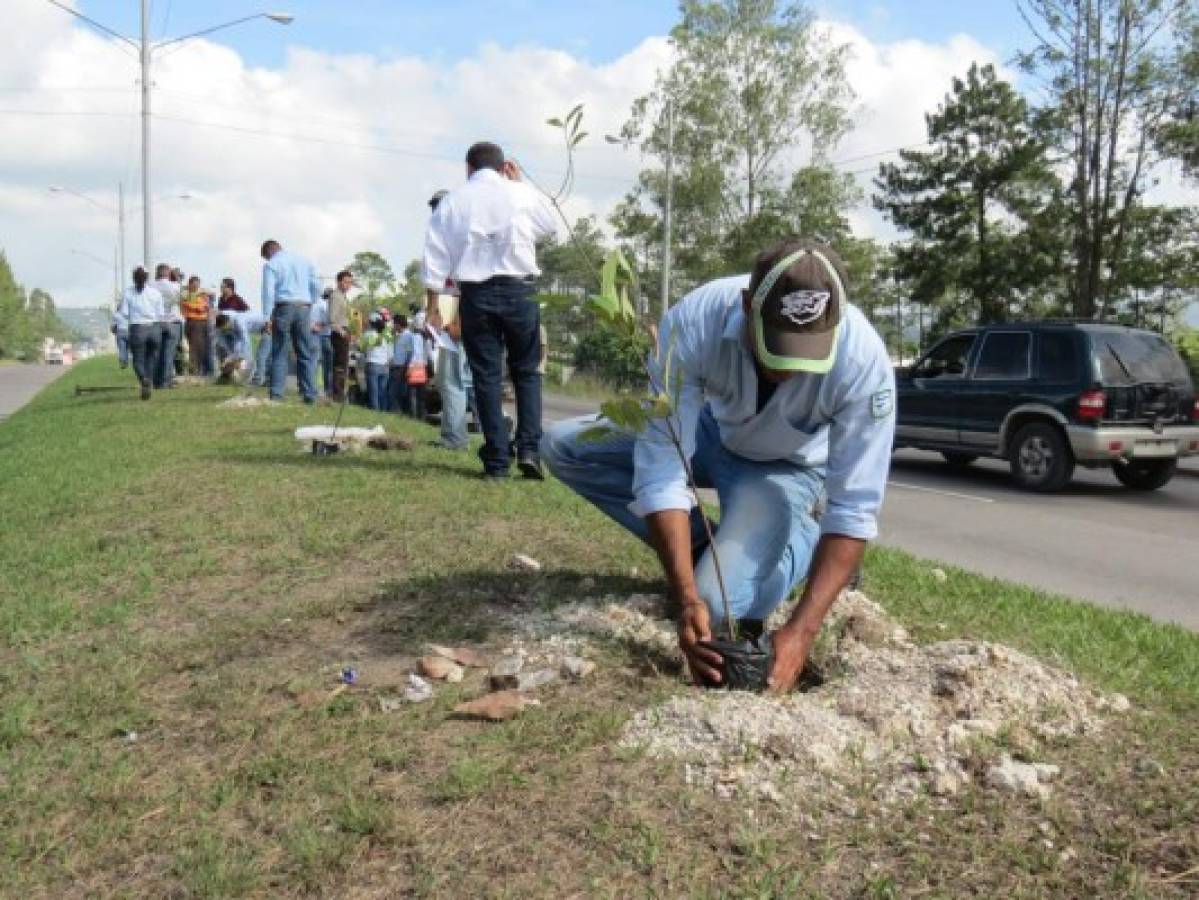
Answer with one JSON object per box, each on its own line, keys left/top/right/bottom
{"left": 870, "top": 388, "right": 894, "bottom": 420}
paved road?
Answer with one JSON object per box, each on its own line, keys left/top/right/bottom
{"left": 0, "top": 364, "right": 68, "bottom": 423}
{"left": 539, "top": 394, "right": 1199, "bottom": 630}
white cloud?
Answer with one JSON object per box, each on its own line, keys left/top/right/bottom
{"left": 2, "top": 3, "right": 1006, "bottom": 309}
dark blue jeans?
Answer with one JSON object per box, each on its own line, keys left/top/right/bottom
{"left": 317, "top": 334, "right": 334, "bottom": 394}
{"left": 128, "top": 323, "right": 162, "bottom": 387}
{"left": 156, "top": 321, "right": 181, "bottom": 388}
{"left": 269, "top": 303, "right": 317, "bottom": 402}
{"left": 460, "top": 279, "right": 542, "bottom": 474}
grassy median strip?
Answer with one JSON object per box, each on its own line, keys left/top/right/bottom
{"left": 1, "top": 357, "right": 1196, "bottom": 898}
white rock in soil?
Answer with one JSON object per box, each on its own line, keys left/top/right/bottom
{"left": 931, "top": 568, "right": 948, "bottom": 582}
{"left": 758, "top": 781, "right": 785, "bottom": 804}
{"left": 561, "top": 656, "right": 597, "bottom": 680}
{"left": 403, "top": 673, "right": 434, "bottom": 703}
{"left": 986, "top": 754, "right": 1059, "bottom": 799}
{"left": 510, "top": 553, "right": 543, "bottom": 573}
{"left": 515, "top": 668, "right": 558, "bottom": 692}
{"left": 488, "top": 653, "right": 526, "bottom": 690}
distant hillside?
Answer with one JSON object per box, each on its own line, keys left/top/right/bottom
{"left": 57, "top": 307, "right": 112, "bottom": 344}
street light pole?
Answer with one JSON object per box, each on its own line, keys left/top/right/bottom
{"left": 46, "top": 2, "right": 293, "bottom": 271}
{"left": 140, "top": 0, "right": 152, "bottom": 269}
{"left": 118, "top": 182, "right": 126, "bottom": 286}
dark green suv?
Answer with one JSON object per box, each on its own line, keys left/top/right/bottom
{"left": 895, "top": 323, "right": 1199, "bottom": 491}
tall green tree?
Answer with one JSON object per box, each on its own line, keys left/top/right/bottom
{"left": 1155, "top": 5, "right": 1199, "bottom": 178}
{"left": 539, "top": 216, "right": 609, "bottom": 297}
{"left": 874, "top": 63, "right": 1059, "bottom": 324}
{"left": 347, "top": 251, "right": 396, "bottom": 301}
{"left": 613, "top": 0, "right": 854, "bottom": 291}
{"left": 0, "top": 252, "right": 72, "bottom": 359}
{"left": 1016, "top": 0, "right": 1194, "bottom": 318}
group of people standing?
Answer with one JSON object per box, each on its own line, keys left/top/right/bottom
{"left": 113, "top": 264, "right": 253, "bottom": 400}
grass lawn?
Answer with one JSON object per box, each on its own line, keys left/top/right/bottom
{"left": 1, "top": 357, "right": 1197, "bottom": 898}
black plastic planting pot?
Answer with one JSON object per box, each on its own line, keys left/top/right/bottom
{"left": 699, "top": 633, "right": 774, "bottom": 692}
{"left": 311, "top": 440, "right": 341, "bottom": 457}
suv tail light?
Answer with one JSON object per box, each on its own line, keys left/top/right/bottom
{"left": 1078, "top": 390, "right": 1107, "bottom": 421}
{"left": 1192, "top": 399, "right": 1199, "bottom": 422}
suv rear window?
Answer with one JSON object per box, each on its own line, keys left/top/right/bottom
{"left": 1038, "top": 331, "right": 1079, "bottom": 382}
{"left": 974, "top": 331, "right": 1031, "bottom": 380}
{"left": 1092, "top": 331, "right": 1190, "bottom": 385}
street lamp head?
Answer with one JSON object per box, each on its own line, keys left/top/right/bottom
{"left": 49, "top": 186, "right": 64, "bottom": 192}
{"left": 604, "top": 135, "right": 623, "bottom": 145}
{"left": 266, "top": 13, "right": 295, "bottom": 25}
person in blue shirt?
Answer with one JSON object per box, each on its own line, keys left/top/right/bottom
{"left": 114, "top": 267, "right": 166, "bottom": 400}
{"left": 542, "top": 241, "right": 896, "bottom": 694}
{"left": 311, "top": 291, "right": 335, "bottom": 397}
{"left": 260, "top": 239, "right": 321, "bottom": 403}
{"left": 214, "top": 311, "right": 269, "bottom": 382}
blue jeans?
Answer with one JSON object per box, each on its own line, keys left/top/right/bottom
{"left": 436, "top": 346, "right": 473, "bottom": 449}
{"left": 156, "top": 321, "right": 181, "bottom": 387}
{"left": 366, "top": 363, "right": 390, "bottom": 411}
{"left": 128, "top": 323, "right": 162, "bottom": 387}
{"left": 542, "top": 407, "right": 825, "bottom": 624}
{"left": 116, "top": 332, "right": 130, "bottom": 367}
{"left": 269, "top": 303, "right": 317, "bottom": 402}
{"left": 251, "top": 333, "right": 272, "bottom": 386}
{"left": 460, "top": 279, "right": 541, "bottom": 474}
{"left": 388, "top": 366, "right": 408, "bottom": 413}
{"left": 317, "top": 334, "right": 334, "bottom": 394}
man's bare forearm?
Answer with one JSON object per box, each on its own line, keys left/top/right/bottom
{"left": 782, "top": 534, "right": 865, "bottom": 639}
{"left": 646, "top": 509, "right": 699, "bottom": 605}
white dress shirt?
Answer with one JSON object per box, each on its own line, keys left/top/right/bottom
{"left": 154, "top": 278, "right": 183, "bottom": 324}
{"left": 422, "top": 168, "right": 557, "bottom": 289}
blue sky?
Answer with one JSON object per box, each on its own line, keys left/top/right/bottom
{"left": 76, "top": 0, "right": 1029, "bottom": 68}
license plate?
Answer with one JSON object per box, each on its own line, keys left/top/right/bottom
{"left": 1133, "top": 439, "right": 1177, "bottom": 458}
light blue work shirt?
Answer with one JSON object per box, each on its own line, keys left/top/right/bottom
{"left": 392, "top": 329, "right": 427, "bottom": 368}
{"left": 632, "top": 274, "right": 896, "bottom": 541}
{"left": 216, "top": 312, "right": 268, "bottom": 360}
{"left": 116, "top": 285, "right": 165, "bottom": 327}
{"left": 311, "top": 299, "right": 332, "bottom": 338}
{"left": 261, "top": 249, "right": 321, "bottom": 317}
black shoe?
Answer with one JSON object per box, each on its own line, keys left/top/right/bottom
{"left": 517, "top": 455, "right": 544, "bottom": 480}
{"left": 140, "top": 381, "right": 152, "bottom": 401}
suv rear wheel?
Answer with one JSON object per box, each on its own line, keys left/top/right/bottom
{"left": 941, "top": 452, "right": 979, "bottom": 468}
{"left": 1009, "top": 422, "right": 1074, "bottom": 492}
{"left": 1112, "top": 459, "right": 1176, "bottom": 491}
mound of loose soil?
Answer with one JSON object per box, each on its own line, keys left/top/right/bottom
{"left": 514, "top": 592, "right": 1128, "bottom": 806}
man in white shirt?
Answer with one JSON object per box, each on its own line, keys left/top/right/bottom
{"left": 422, "top": 141, "right": 558, "bottom": 480}
{"left": 153, "top": 264, "right": 182, "bottom": 389}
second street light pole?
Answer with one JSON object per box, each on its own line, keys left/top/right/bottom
{"left": 140, "top": 0, "right": 152, "bottom": 269}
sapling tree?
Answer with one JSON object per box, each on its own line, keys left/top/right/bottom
{"left": 534, "top": 106, "right": 738, "bottom": 643}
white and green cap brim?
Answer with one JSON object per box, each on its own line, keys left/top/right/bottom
{"left": 750, "top": 246, "right": 843, "bottom": 374}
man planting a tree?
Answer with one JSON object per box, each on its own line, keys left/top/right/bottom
{"left": 542, "top": 241, "right": 895, "bottom": 692}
